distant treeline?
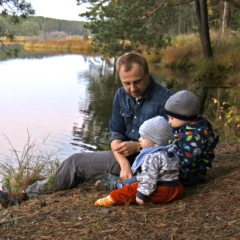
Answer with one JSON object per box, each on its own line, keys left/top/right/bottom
{"left": 0, "top": 16, "right": 87, "bottom": 38}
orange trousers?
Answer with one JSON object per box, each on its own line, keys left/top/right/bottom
{"left": 110, "top": 182, "right": 183, "bottom": 205}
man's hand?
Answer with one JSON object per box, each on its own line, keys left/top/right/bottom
{"left": 119, "top": 166, "right": 133, "bottom": 181}
{"left": 111, "top": 140, "right": 138, "bottom": 181}
{"left": 136, "top": 196, "right": 144, "bottom": 205}
{"left": 112, "top": 148, "right": 133, "bottom": 181}
{"left": 112, "top": 141, "right": 140, "bottom": 157}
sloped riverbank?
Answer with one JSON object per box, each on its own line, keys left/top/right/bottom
{"left": 0, "top": 142, "right": 239, "bottom": 240}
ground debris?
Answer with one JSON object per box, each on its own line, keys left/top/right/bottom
{"left": 0, "top": 142, "right": 240, "bottom": 239}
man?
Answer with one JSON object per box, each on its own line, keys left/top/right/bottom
{"left": 0, "top": 52, "right": 171, "bottom": 208}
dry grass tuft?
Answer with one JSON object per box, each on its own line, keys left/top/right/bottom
{"left": 0, "top": 131, "right": 60, "bottom": 193}
{"left": 160, "top": 34, "right": 202, "bottom": 68}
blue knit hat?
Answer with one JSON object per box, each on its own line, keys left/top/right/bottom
{"left": 139, "top": 116, "right": 172, "bottom": 145}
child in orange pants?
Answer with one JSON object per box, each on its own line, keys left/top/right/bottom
{"left": 95, "top": 116, "right": 183, "bottom": 207}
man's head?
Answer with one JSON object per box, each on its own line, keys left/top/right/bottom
{"left": 139, "top": 116, "right": 172, "bottom": 148}
{"left": 116, "top": 52, "right": 150, "bottom": 98}
{"left": 165, "top": 90, "right": 200, "bottom": 128}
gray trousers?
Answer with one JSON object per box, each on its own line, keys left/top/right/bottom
{"left": 26, "top": 151, "right": 136, "bottom": 198}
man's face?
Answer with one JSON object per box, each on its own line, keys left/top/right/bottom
{"left": 119, "top": 63, "right": 150, "bottom": 98}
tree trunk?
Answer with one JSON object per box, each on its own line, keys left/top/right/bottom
{"left": 221, "top": 1, "right": 230, "bottom": 37}
{"left": 194, "top": 0, "right": 213, "bottom": 58}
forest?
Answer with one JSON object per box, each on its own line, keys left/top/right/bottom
{"left": 77, "top": 0, "right": 240, "bottom": 58}
{"left": 1, "top": 0, "right": 240, "bottom": 58}
{"left": 0, "top": 15, "right": 86, "bottom": 39}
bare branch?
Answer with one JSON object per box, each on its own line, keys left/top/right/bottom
{"left": 142, "top": 0, "right": 194, "bottom": 20}
{"left": 142, "top": 0, "right": 168, "bottom": 20}
{"left": 222, "top": 0, "right": 240, "bottom": 9}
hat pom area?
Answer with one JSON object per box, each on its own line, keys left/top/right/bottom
{"left": 139, "top": 116, "right": 172, "bottom": 145}
{"left": 164, "top": 90, "right": 200, "bottom": 121}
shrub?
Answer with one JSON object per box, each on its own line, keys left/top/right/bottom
{"left": 0, "top": 131, "right": 60, "bottom": 193}
{"left": 160, "top": 34, "right": 202, "bottom": 69}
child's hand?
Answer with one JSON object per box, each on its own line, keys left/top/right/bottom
{"left": 136, "top": 196, "right": 144, "bottom": 205}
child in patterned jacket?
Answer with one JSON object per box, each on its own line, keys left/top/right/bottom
{"left": 165, "top": 90, "right": 219, "bottom": 187}
{"left": 95, "top": 116, "right": 183, "bottom": 207}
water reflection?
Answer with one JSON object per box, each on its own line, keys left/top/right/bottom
{"left": 0, "top": 44, "right": 58, "bottom": 61}
{"left": 73, "top": 58, "right": 122, "bottom": 150}
{"left": 0, "top": 54, "right": 107, "bottom": 162}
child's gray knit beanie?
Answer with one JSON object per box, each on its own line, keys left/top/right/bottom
{"left": 165, "top": 90, "right": 200, "bottom": 121}
{"left": 139, "top": 116, "right": 172, "bottom": 145}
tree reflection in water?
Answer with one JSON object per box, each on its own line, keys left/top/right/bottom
{"left": 72, "top": 57, "right": 122, "bottom": 151}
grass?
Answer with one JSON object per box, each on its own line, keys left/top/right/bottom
{"left": 24, "top": 36, "right": 93, "bottom": 52}
{"left": 0, "top": 150, "right": 239, "bottom": 239}
{"left": 0, "top": 131, "right": 60, "bottom": 193}
{"left": 145, "top": 31, "right": 240, "bottom": 75}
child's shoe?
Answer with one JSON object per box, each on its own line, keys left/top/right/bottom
{"left": 0, "top": 190, "right": 28, "bottom": 208}
{"left": 95, "top": 171, "right": 121, "bottom": 191}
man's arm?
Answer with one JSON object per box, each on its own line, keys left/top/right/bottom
{"left": 111, "top": 139, "right": 141, "bottom": 181}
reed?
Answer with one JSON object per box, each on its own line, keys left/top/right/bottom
{"left": 0, "top": 131, "right": 60, "bottom": 193}
{"left": 160, "top": 34, "right": 202, "bottom": 69}
{"left": 24, "top": 37, "right": 93, "bottom": 52}
{"left": 159, "top": 31, "right": 240, "bottom": 71}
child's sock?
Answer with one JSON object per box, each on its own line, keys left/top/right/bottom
{"left": 94, "top": 195, "right": 116, "bottom": 207}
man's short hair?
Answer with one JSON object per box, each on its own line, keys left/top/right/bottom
{"left": 116, "top": 52, "right": 149, "bottom": 76}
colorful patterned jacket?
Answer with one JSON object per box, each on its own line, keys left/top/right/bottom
{"left": 169, "top": 116, "right": 218, "bottom": 178}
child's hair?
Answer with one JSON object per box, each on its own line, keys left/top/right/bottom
{"left": 139, "top": 116, "right": 172, "bottom": 145}
{"left": 165, "top": 90, "right": 200, "bottom": 121}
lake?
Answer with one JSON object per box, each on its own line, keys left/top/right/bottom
{"left": 0, "top": 54, "right": 119, "bottom": 164}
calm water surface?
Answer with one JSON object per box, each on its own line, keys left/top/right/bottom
{"left": 0, "top": 54, "right": 110, "bottom": 163}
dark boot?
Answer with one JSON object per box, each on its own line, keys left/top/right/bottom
{"left": 0, "top": 190, "right": 28, "bottom": 208}
{"left": 95, "top": 171, "right": 120, "bottom": 191}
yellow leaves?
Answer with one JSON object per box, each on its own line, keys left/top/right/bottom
{"left": 213, "top": 99, "right": 228, "bottom": 105}
{"left": 225, "top": 105, "right": 240, "bottom": 124}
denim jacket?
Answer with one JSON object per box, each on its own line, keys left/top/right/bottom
{"left": 109, "top": 76, "right": 172, "bottom": 143}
